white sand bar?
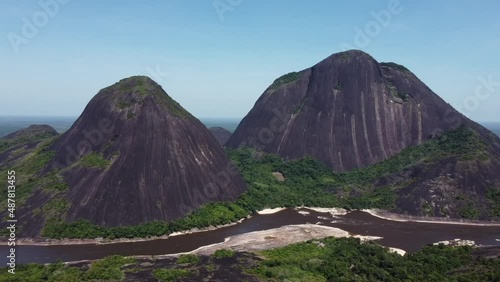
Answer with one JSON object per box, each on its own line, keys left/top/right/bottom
{"left": 257, "top": 207, "right": 286, "bottom": 215}
{"left": 389, "top": 247, "right": 406, "bottom": 256}
{"left": 302, "top": 207, "right": 348, "bottom": 216}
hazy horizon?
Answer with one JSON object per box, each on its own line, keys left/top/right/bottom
{"left": 2, "top": 115, "right": 500, "bottom": 124}
{"left": 0, "top": 116, "right": 243, "bottom": 138}
{"left": 1, "top": 115, "right": 500, "bottom": 140}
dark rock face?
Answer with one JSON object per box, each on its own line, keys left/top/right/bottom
{"left": 394, "top": 154, "right": 500, "bottom": 219}
{"left": 42, "top": 76, "right": 246, "bottom": 227}
{"left": 209, "top": 127, "right": 232, "bottom": 146}
{"left": 227, "top": 50, "right": 498, "bottom": 172}
{"left": 0, "top": 124, "right": 58, "bottom": 169}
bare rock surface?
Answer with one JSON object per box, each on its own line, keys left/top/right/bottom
{"left": 227, "top": 50, "right": 500, "bottom": 172}
{"left": 208, "top": 127, "right": 232, "bottom": 146}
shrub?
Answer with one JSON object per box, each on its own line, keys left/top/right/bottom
{"left": 214, "top": 249, "right": 236, "bottom": 259}
{"left": 79, "top": 152, "right": 110, "bottom": 169}
{"left": 176, "top": 254, "right": 200, "bottom": 265}
{"left": 269, "top": 72, "right": 301, "bottom": 90}
{"left": 152, "top": 268, "right": 192, "bottom": 281}
{"left": 85, "top": 255, "right": 135, "bottom": 280}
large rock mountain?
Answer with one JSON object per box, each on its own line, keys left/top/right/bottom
{"left": 227, "top": 50, "right": 500, "bottom": 219}
{"left": 5, "top": 76, "right": 247, "bottom": 236}
{"left": 227, "top": 50, "right": 500, "bottom": 172}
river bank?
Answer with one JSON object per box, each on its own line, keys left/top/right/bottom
{"left": 0, "top": 207, "right": 344, "bottom": 246}
{"left": 362, "top": 209, "right": 500, "bottom": 226}
{"left": 2, "top": 209, "right": 500, "bottom": 265}
{"left": 68, "top": 224, "right": 391, "bottom": 265}
{"left": 0, "top": 216, "right": 251, "bottom": 247}
{"left": 2, "top": 207, "right": 500, "bottom": 247}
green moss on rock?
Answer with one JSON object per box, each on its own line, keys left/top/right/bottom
{"left": 79, "top": 152, "right": 110, "bottom": 169}
{"left": 269, "top": 71, "right": 302, "bottom": 90}
{"left": 381, "top": 62, "right": 410, "bottom": 72}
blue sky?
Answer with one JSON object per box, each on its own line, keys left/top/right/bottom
{"left": 1, "top": 0, "right": 499, "bottom": 122}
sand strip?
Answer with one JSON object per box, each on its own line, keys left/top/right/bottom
{"left": 362, "top": 209, "right": 500, "bottom": 226}
{"left": 256, "top": 208, "right": 286, "bottom": 215}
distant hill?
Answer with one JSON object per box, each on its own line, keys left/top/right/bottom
{"left": 0, "top": 117, "right": 240, "bottom": 138}
{"left": 1, "top": 116, "right": 494, "bottom": 140}
{"left": 209, "top": 127, "right": 232, "bottom": 145}
{"left": 0, "top": 116, "right": 75, "bottom": 138}
{"left": 0, "top": 125, "right": 59, "bottom": 170}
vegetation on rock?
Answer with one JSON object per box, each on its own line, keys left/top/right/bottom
{"left": 79, "top": 152, "right": 110, "bottom": 169}
{"left": 269, "top": 71, "right": 302, "bottom": 90}
{"left": 213, "top": 249, "right": 236, "bottom": 259}
{"left": 0, "top": 255, "right": 135, "bottom": 282}
{"left": 176, "top": 254, "right": 200, "bottom": 265}
{"left": 380, "top": 62, "right": 411, "bottom": 72}
{"left": 153, "top": 268, "right": 193, "bottom": 281}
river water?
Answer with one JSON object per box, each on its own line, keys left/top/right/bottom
{"left": 2, "top": 209, "right": 499, "bottom": 265}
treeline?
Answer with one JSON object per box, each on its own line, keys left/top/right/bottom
{"left": 42, "top": 202, "right": 250, "bottom": 239}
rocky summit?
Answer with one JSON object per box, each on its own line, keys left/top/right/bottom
{"left": 227, "top": 50, "right": 500, "bottom": 170}
{"left": 5, "top": 76, "right": 247, "bottom": 236}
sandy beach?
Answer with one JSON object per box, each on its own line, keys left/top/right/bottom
{"left": 256, "top": 207, "right": 287, "bottom": 215}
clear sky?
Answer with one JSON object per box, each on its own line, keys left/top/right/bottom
{"left": 1, "top": 0, "right": 499, "bottom": 122}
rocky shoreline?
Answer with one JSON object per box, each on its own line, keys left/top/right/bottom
{"left": 362, "top": 209, "right": 500, "bottom": 226}
{"left": 0, "top": 217, "right": 250, "bottom": 247}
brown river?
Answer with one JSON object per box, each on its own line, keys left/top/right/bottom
{"left": 2, "top": 209, "right": 500, "bottom": 265}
